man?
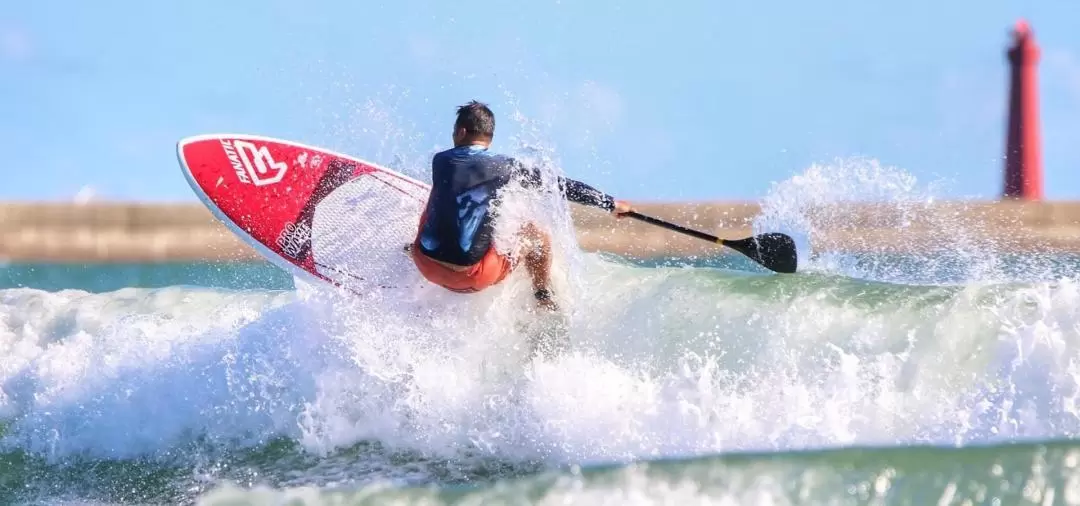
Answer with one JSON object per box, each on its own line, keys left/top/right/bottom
{"left": 409, "top": 100, "right": 631, "bottom": 312}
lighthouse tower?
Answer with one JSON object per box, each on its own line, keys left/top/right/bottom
{"left": 1002, "top": 19, "right": 1043, "bottom": 200}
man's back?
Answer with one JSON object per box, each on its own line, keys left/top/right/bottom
{"left": 416, "top": 145, "right": 517, "bottom": 266}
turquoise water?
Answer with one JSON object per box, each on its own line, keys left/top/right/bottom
{"left": 0, "top": 261, "right": 296, "bottom": 292}
{"left": 3, "top": 249, "right": 1080, "bottom": 504}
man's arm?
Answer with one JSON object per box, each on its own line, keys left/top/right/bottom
{"left": 511, "top": 160, "right": 617, "bottom": 211}
{"left": 558, "top": 177, "right": 616, "bottom": 211}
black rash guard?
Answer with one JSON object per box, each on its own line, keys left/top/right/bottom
{"left": 416, "top": 144, "right": 615, "bottom": 266}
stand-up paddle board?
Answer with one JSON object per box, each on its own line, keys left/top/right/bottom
{"left": 176, "top": 133, "right": 430, "bottom": 294}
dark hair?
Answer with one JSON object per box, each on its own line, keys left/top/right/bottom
{"left": 454, "top": 100, "right": 495, "bottom": 138}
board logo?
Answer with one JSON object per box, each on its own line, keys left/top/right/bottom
{"left": 276, "top": 221, "right": 311, "bottom": 259}
{"left": 219, "top": 139, "right": 288, "bottom": 186}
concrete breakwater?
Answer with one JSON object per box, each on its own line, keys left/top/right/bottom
{"left": 2, "top": 200, "right": 1080, "bottom": 263}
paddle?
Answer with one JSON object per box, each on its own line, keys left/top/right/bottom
{"left": 622, "top": 211, "right": 799, "bottom": 274}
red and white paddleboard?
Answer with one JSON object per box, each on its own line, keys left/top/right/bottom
{"left": 176, "top": 133, "right": 431, "bottom": 293}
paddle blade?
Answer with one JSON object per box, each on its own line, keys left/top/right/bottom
{"left": 721, "top": 233, "right": 799, "bottom": 273}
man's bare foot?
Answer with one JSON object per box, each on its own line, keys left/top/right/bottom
{"left": 534, "top": 288, "right": 559, "bottom": 312}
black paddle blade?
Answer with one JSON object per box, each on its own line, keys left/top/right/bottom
{"left": 721, "top": 233, "right": 799, "bottom": 273}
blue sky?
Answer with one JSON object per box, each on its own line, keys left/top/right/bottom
{"left": 3, "top": 1, "right": 1080, "bottom": 202}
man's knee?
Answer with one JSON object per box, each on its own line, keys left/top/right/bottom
{"left": 520, "top": 222, "right": 550, "bottom": 242}
{"left": 518, "top": 222, "right": 550, "bottom": 254}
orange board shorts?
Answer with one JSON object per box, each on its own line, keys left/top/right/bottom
{"left": 411, "top": 239, "right": 514, "bottom": 294}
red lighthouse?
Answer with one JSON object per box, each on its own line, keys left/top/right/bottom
{"left": 1003, "top": 19, "right": 1043, "bottom": 200}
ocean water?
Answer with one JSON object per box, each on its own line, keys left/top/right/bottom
{"left": 5, "top": 159, "right": 1080, "bottom": 505}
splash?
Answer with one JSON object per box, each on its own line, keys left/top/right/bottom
{"left": 751, "top": 156, "right": 1044, "bottom": 285}
{"left": 5, "top": 261, "right": 1080, "bottom": 470}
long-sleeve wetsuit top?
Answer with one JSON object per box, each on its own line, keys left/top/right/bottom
{"left": 416, "top": 144, "right": 615, "bottom": 266}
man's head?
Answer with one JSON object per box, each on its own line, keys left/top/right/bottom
{"left": 453, "top": 100, "right": 495, "bottom": 147}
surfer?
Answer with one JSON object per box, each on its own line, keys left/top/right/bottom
{"left": 409, "top": 100, "right": 631, "bottom": 312}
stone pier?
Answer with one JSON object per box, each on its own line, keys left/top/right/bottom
{"left": 2, "top": 200, "right": 1080, "bottom": 262}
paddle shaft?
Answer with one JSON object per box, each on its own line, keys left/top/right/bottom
{"left": 623, "top": 211, "right": 725, "bottom": 245}
{"left": 620, "top": 209, "right": 798, "bottom": 273}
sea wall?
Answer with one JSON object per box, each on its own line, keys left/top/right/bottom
{"left": 2, "top": 200, "right": 1080, "bottom": 262}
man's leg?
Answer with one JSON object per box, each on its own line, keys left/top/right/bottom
{"left": 517, "top": 222, "right": 571, "bottom": 358}
{"left": 518, "top": 222, "right": 558, "bottom": 312}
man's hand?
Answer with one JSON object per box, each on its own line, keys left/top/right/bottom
{"left": 612, "top": 199, "right": 633, "bottom": 218}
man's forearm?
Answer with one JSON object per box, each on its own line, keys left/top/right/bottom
{"left": 559, "top": 177, "right": 615, "bottom": 211}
